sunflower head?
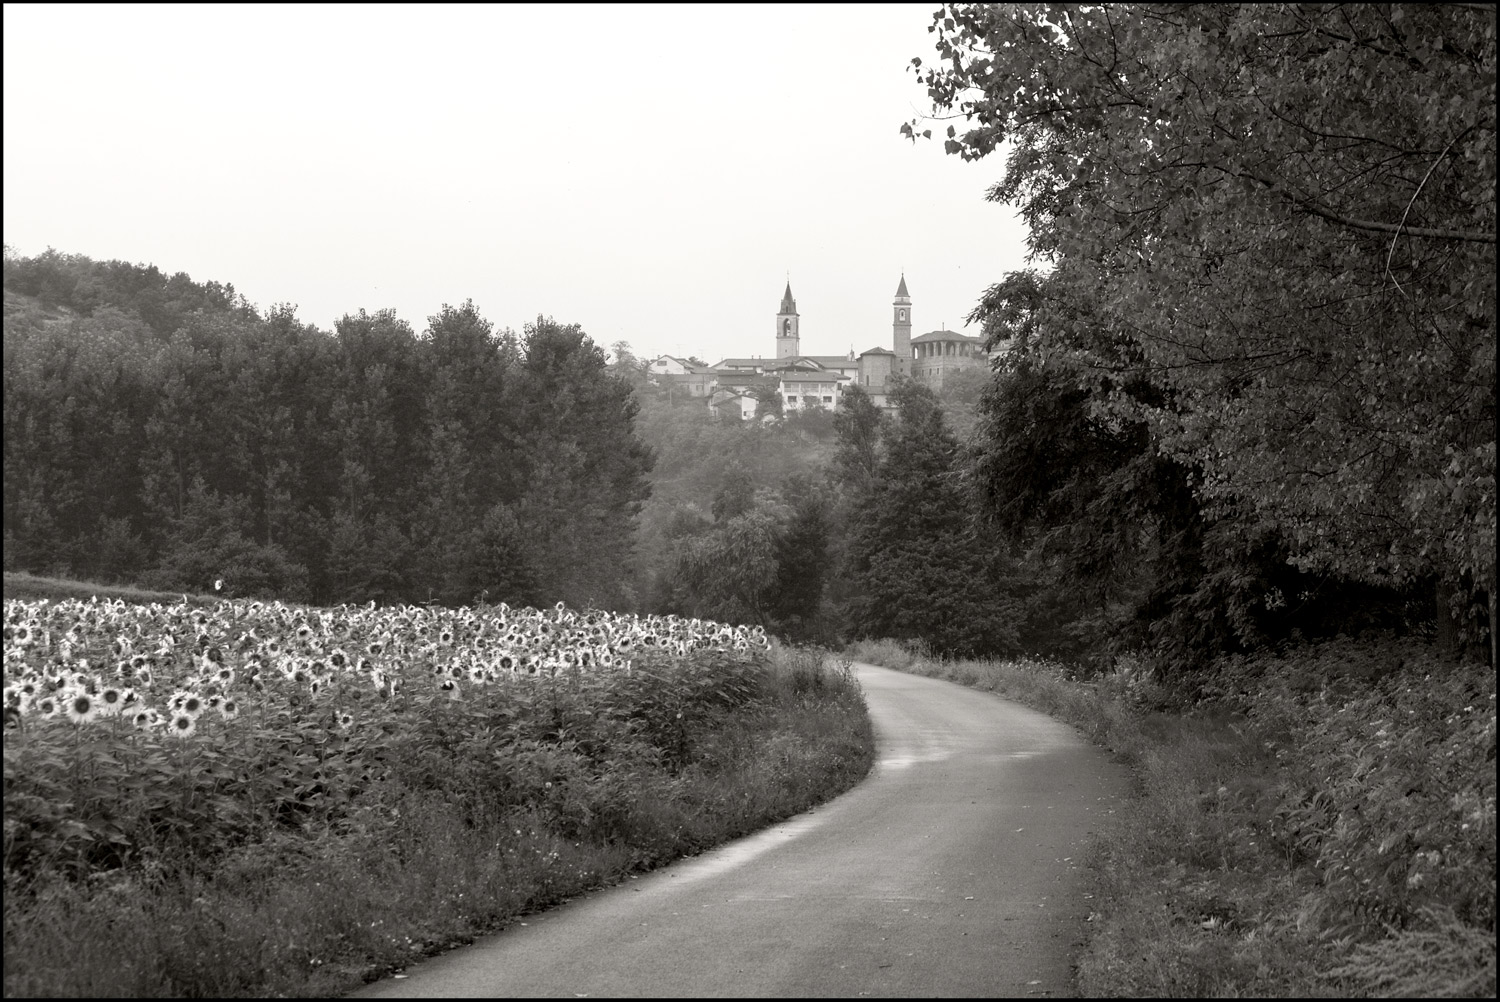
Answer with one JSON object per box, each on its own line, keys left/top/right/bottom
{"left": 64, "top": 690, "right": 97, "bottom": 725}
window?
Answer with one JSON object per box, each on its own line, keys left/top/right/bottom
{"left": 822, "top": 396, "right": 832, "bottom": 404}
{"left": 786, "top": 395, "right": 797, "bottom": 404}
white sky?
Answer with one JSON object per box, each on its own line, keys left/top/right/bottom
{"left": 3, "top": 3, "right": 1031, "bottom": 364}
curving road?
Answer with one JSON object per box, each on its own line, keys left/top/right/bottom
{"left": 351, "top": 662, "right": 1132, "bottom": 998}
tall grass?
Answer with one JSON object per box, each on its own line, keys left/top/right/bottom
{"left": 847, "top": 637, "right": 1496, "bottom": 998}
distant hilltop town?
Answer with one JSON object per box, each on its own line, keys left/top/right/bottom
{"left": 646, "top": 277, "right": 994, "bottom": 420}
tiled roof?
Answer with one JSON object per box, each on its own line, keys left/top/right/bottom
{"left": 859, "top": 346, "right": 896, "bottom": 356}
{"left": 713, "top": 371, "right": 763, "bottom": 385}
{"left": 766, "top": 355, "right": 857, "bottom": 371}
{"left": 895, "top": 275, "right": 910, "bottom": 299}
{"left": 779, "top": 370, "right": 850, "bottom": 384}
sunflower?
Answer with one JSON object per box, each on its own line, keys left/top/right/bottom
{"left": 63, "top": 690, "right": 98, "bottom": 725}
{"left": 178, "top": 692, "right": 206, "bottom": 718}
{"left": 167, "top": 712, "right": 196, "bottom": 738}
{"left": 219, "top": 698, "right": 240, "bottom": 721}
{"left": 34, "top": 694, "right": 59, "bottom": 718}
{"left": 97, "top": 687, "right": 125, "bottom": 717}
{"left": 336, "top": 711, "right": 354, "bottom": 731}
{"left": 131, "top": 709, "right": 157, "bottom": 730}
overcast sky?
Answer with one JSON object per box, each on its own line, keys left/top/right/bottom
{"left": 3, "top": 3, "right": 1032, "bottom": 364}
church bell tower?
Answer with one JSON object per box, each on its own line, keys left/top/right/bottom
{"left": 776, "top": 281, "right": 800, "bottom": 358}
{"left": 892, "top": 274, "right": 912, "bottom": 374}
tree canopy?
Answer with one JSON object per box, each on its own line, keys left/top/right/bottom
{"left": 909, "top": 3, "right": 1495, "bottom": 651}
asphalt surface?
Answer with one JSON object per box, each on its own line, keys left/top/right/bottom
{"left": 350, "top": 661, "right": 1132, "bottom": 998}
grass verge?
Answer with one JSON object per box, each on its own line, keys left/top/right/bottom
{"left": 847, "top": 637, "right": 1496, "bottom": 998}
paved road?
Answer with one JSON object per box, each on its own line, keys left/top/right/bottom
{"left": 351, "top": 662, "right": 1131, "bottom": 998}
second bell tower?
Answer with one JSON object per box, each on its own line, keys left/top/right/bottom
{"left": 892, "top": 274, "right": 912, "bottom": 373}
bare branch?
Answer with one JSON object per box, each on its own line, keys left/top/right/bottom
{"left": 1385, "top": 135, "right": 1465, "bottom": 294}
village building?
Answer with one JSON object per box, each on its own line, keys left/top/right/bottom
{"left": 910, "top": 329, "right": 988, "bottom": 390}
{"left": 677, "top": 277, "right": 990, "bottom": 420}
{"left": 646, "top": 354, "right": 691, "bottom": 378}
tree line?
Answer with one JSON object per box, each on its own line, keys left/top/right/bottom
{"left": 3, "top": 248, "right": 651, "bottom": 610}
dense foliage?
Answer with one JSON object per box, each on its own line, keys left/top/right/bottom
{"left": 903, "top": 3, "right": 1495, "bottom": 666}
{"left": 2, "top": 249, "right": 652, "bottom": 610}
{"left": 631, "top": 385, "right": 839, "bottom": 643}
{"left": 837, "top": 382, "right": 1026, "bottom": 657}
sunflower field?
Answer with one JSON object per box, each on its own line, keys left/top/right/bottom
{"left": 3, "top": 594, "right": 873, "bottom": 996}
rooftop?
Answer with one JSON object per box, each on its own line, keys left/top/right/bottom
{"left": 910, "top": 329, "right": 983, "bottom": 344}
